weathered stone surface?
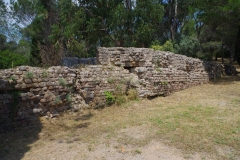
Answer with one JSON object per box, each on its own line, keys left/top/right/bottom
{"left": 97, "top": 47, "right": 224, "bottom": 97}
{"left": 63, "top": 57, "right": 98, "bottom": 68}
{"left": 0, "top": 48, "right": 224, "bottom": 132}
{"left": 33, "top": 108, "right": 43, "bottom": 114}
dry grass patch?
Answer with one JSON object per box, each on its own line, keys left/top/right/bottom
{"left": 149, "top": 104, "right": 239, "bottom": 155}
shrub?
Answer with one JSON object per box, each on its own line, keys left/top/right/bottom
{"left": 197, "top": 41, "right": 222, "bottom": 61}
{"left": 107, "top": 78, "right": 114, "bottom": 84}
{"left": 66, "top": 94, "right": 72, "bottom": 103}
{"left": 104, "top": 91, "right": 115, "bottom": 105}
{"left": 59, "top": 78, "right": 67, "bottom": 86}
{"left": 42, "top": 70, "right": 48, "bottom": 78}
{"left": 0, "top": 50, "right": 29, "bottom": 69}
{"left": 54, "top": 96, "right": 62, "bottom": 105}
{"left": 196, "top": 51, "right": 213, "bottom": 61}
{"left": 156, "top": 68, "right": 162, "bottom": 72}
{"left": 26, "top": 71, "right": 33, "bottom": 79}
{"left": 174, "top": 36, "right": 201, "bottom": 58}
{"left": 162, "top": 81, "right": 168, "bottom": 85}
{"left": 151, "top": 40, "right": 174, "bottom": 52}
{"left": 9, "top": 75, "right": 16, "bottom": 81}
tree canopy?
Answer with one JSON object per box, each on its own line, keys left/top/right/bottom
{"left": 0, "top": 0, "right": 240, "bottom": 67}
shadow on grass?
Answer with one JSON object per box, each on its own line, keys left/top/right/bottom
{"left": 56, "top": 111, "right": 93, "bottom": 131}
{"left": 0, "top": 119, "right": 42, "bottom": 160}
{"left": 0, "top": 111, "right": 95, "bottom": 160}
{"left": 76, "top": 122, "right": 91, "bottom": 128}
{"left": 74, "top": 111, "right": 93, "bottom": 121}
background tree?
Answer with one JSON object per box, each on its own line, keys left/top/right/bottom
{"left": 1, "top": 0, "right": 240, "bottom": 68}
{"left": 192, "top": 0, "right": 240, "bottom": 63}
{"left": 0, "top": 0, "right": 8, "bottom": 35}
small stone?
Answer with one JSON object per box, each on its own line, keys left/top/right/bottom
{"left": 135, "top": 67, "right": 147, "bottom": 73}
{"left": 40, "top": 99, "right": 47, "bottom": 103}
{"left": 32, "top": 83, "right": 39, "bottom": 88}
{"left": 39, "top": 82, "right": 46, "bottom": 87}
{"left": 32, "top": 78, "right": 38, "bottom": 83}
{"left": 21, "top": 83, "right": 27, "bottom": 89}
{"left": 42, "top": 87, "right": 47, "bottom": 90}
{"left": 19, "top": 66, "right": 27, "bottom": 71}
{"left": 33, "top": 108, "right": 43, "bottom": 114}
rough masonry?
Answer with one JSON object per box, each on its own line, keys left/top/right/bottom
{"left": 0, "top": 47, "right": 224, "bottom": 131}
{"left": 98, "top": 47, "right": 224, "bottom": 96}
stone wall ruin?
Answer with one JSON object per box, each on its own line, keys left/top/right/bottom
{"left": 0, "top": 47, "right": 224, "bottom": 131}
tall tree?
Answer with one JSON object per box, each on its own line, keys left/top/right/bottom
{"left": 193, "top": 0, "right": 240, "bottom": 64}
{"left": 161, "top": 0, "right": 193, "bottom": 41}
{"left": 11, "top": 0, "right": 66, "bottom": 66}
{"left": 0, "top": 0, "right": 7, "bottom": 33}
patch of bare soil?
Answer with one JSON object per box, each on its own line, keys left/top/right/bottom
{"left": 20, "top": 125, "right": 214, "bottom": 160}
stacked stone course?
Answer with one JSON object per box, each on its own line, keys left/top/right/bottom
{"left": 98, "top": 47, "right": 224, "bottom": 96}
{"left": 0, "top": 47, "right": 224, "bottom": 131}
{"left": 0, "top": 65, "right": 135, "bottom": 131}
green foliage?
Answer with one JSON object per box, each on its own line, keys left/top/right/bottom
{"left": 4, "top": 0, "right": 240, "bottom": 65}
{"left": 29, "top": 38, "right": 41, "bottom": 66}
{"left": 104, "top": 85, "right": 139, "bottom": 106}
{"left": 174, "top": 36, "right": 201, "bottom": 58}
{"left": 162, "top": 81, "right": 168, "bottom": 85}
{"left": 9, "top": 0, "right": 166, "bottom": 62}
{"left": 15, "top": 39, "right": 31, "bottom": 57}
{"left": 5, "top": 41, "right": 18, "bottom": 52}
{"left": 54, "top": 96, "right": 62, "bottom": 105}
{"left": 0, "top": 0, "right": 6, "bottom": 17}
{"left": 134, "top": 0, "right": 164, "bottom": 47}
{"left": 66, "top": 94, "right": 72, "bottom": 103}
{"left": 107, "top": 78, "right": 114, "bottom": 84}
{"left": 151, "top": 40, "right": 174, "bottom": 52}
{"left": 104, "top": 91, "right": 115, "bottom": 105}
{"left": 156, "top": 68, "right": 162, "bottom": 72}
{"left": 26, "top": 71, "right": 33, "bottom": 79}
{"left": 59, "top": 78, "right": 67, "bottom": 86}
{"left": 0, "top": 50, "right": 29, "bottom": 69}
{"left": 0, "top": 34, "right": 7, "bottom": 50}
{"left": 193, "top": 0, "right": 240, "bottom": 63}
{"left": 42, "top": 70, "right": 48, "bottom": 78}
{"left": 9, "top": 75, "right": 16, "bottom": 81}
{"left": 181, "top": 20, "right": 197, "bottom": 37}
{"left": 197, "top": 41, "right": 222, "bottom": 61}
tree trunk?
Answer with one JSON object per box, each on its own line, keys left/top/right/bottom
{"left": 39, "top": 40, "right": 64, "bottom": 66}
{"left": 38, "top": 2, "right": 64, "bottom": 66}
{"left": 125, "top": 0, "right": 131, "bottom": 9}
{"left": 170, "top": 0, "right": 178, "bottom": 41}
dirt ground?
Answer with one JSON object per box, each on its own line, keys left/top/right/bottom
{"left": 1, "top": 68, "right": 240, "bottom": 160}
{"left": 20, "top": 127, "right": 212, "bottom": 160}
